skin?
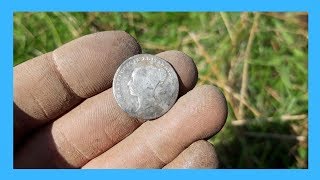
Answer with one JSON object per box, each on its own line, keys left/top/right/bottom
{"left": 14, "top": 31, "right": 227, "bottom": 169}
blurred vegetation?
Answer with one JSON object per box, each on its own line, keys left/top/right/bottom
{"left": 14, "top": 12, "right": 308, "bottom": 168}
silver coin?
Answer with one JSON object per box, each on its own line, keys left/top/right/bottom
{"left": 113, "top": 54, "right": 179, "bottom": 120}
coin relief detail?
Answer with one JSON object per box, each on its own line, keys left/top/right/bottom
{"left": 113, "top": 54, "right": 179, "bottom": 120}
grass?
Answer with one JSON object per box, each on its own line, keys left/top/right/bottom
{"left": 14, "top": 12, "right": 308, "bottom": 168}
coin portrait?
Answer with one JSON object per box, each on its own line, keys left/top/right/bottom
{"left": 113, "top": 54, "right": 179, "bottom": 120}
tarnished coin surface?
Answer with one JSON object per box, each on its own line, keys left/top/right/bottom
{"left": 113, "top": 54, "right": 179, "bottom": 120}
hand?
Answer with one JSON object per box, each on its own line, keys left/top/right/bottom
{"left": 14, "top": 31, "right": 227, "bottom": 169}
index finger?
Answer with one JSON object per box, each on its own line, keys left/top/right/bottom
{"left": 14, "top": 31, "right": 141, "bottom": 145}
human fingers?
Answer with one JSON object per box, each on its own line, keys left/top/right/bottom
{"left": 163, "top": 140, "right": 219, "bottom": 169}
{"left": 14, "top": 31, "right": 141, "bottom": 145}
{"left": 14, "top": 51, "right": 198, "bottom": 168}
{"left": 83, "top": 85, "right": 227, "bottom": 168}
